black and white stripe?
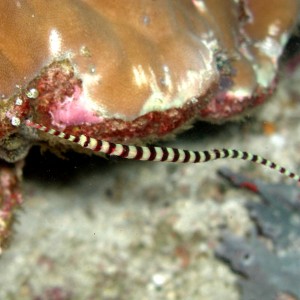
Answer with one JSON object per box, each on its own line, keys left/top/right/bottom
{"left": 25, "top": 120, "right": 300, "bottom": 183}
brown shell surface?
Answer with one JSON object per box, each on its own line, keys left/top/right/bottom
{"left": 0, "top": 0, "right": 299, "bottom": 141}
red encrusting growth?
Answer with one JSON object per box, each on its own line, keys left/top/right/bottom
{"left": 0, "top": 162, "right": 23, "bottom": 250}
{"left": 29, "top": 60, "right": 216, "bottom": 143}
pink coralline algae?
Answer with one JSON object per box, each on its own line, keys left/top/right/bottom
{"left": 0, "top": 0, "right": 299, "bottom": 250}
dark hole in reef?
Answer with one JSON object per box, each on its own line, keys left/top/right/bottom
{"left": 23, "top": 121, "right": 243, "bottom": 187}
{"left": 23, "top": 145, "right": 112, "bottom": 186}
{"left": 280, "top": 26, "right": 300, "bottom": 63}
